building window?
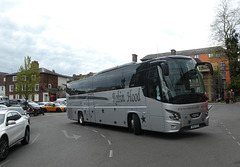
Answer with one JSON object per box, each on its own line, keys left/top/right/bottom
{"left": 22, "top": 85, "right": 26, "bottom": 91}
{"left": 216, "top": 52, "right": 223, "bottom": 57}
{"left": 48, "top": 84, "right": 52, "bottom": 89}
{"left": 208, "top": 53, "right": 214, "bottom": 58}
{"left": 35, "top": 84, "right": 39, "bottom": 91}
{"left": 9, "top": 85, "right": 14, "bottom": 92}
{"left": 194, "top": 55, "right": 199, "bottom": 59}
{"left": 34, "top": 94, "right": 39, "bottom": 102}
{"left": 3, "top": 77, "right": 6, "bottom": 82}
{"left": 15, "top": 94, "right": 19, "bottom": 99}
{"left": 221, "top": 72, "right": 226, "bottom": 79}
{"left": 32, "top": 75, "right": 36, "bottom": 81}
{"left": 13, "top": 76, "right": 17, "bottom": 82}
{"left": 220, "top": 61, "right": 226, "bottom": 71}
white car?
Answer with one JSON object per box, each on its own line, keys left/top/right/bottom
{"left": 0, "top": 110, "right": 30, "bottom": 160}
{"left": 0, "top": 105, "right": 7, "bottom": 109}
{"left": 4, "top": 107, "right": 30, "bottom": 124}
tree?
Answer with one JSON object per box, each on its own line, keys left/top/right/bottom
{"left": 16, "top": 56, "right": 40, "bottom": 102}
{"left": 211, "top": 0, "right": 240, "bottom": 94}
{"left": 211, "top": 0, "right": 240, "bottom": 45}
{"left": 225, "top": 30, "right": 240, "bottom": 82}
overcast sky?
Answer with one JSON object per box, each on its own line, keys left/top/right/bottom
{"left": 0, "top": 0, "right": 228, "bottom": 76}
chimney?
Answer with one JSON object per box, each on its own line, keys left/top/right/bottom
{"left": 132, "top": 54, "right": 138, "bottom": 62}
{"left": 32, "top": 61, "right": 39, "bottom": 67}
{"left": 171, "top": 49, "right": 176, "bottom": 55}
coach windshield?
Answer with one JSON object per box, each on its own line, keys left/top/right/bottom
{"left": 158, "top": 57, "right": 207, "bottom": 104}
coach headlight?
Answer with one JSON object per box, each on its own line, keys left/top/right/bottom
{"left": 165, "top": 109, "right": 181, "bottom": 120}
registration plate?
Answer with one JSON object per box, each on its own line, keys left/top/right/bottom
{"left": 190, "top": 124, "right": 200, "bottom": 129}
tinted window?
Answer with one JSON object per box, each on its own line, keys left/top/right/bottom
{"left": 0, "top": 114, "right": 5, "bottom": 124}
{"left": 147, "top": 67, "right": 161, "bottom": 100}
{"left": 12, "top": 112, "right": 21, "bottom": 120}
{"left": 92, "top": 74, "right": 106, "bottom": 92}
{"left": 105, "top": 69, "right": 123, "bottom": 90}
{"left": 7, "top": 113, "right": 14, "bottom": 121}
{"left": 123, "top": 65, "right": 138, "bottom": 88}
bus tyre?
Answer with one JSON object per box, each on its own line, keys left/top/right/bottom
{"left": 78, "top": 112, "right": 85, "bottom": 125}
{"left": 131, "top": 114, "right": 142, "bottom": 135}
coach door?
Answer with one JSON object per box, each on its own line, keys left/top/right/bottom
{"left": 87, "top": 94, "right": 96, "bottom": 123}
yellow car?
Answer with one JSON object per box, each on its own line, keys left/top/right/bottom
{"left": 42, "top": 102, "right": 66, "bottom": 112}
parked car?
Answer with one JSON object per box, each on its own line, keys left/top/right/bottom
{"left": 55, "top": 98, "right": 67, "bottom": 106}
{"left": 27, "top": 102, "right": 44, "bottom": 116}
{"left": 0, "top": 105, "right": 7, "bottom": 109}
{"left": 0, "top": 110, "right": 30, "bottom": 160}
{"left": 38, "top": 102, "right": 48, "bottom": 107}
{"left": 4, "top": 107, "right": 30, "bottom": 124}
{"left": 42, "top": 102, "right": 66, "bottom": 112}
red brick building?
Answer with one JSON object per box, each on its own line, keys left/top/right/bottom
{"left": 5, "top": 67, "right": 71, "bottom": 102}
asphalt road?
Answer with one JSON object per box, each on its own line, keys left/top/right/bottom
{"left": 1, "top": 104, "right": 240, "bottom": 167}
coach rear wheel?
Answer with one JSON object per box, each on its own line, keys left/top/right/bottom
{"left": 131, "top": 114, "right": 142, "bottom": 135}
{"left": 78, "top": 112, "right": 85, "bottom": 125}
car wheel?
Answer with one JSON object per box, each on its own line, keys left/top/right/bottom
{"left": 21, "top": 127, "right": 30, "bottom": 145}
{"left": 131, "top": 114, "right": 142, "bottom": 135}
{"left": 33, "top": 111, "right": 37, "bottom": 116}
{"left": 78, "top": 112, "right": 85, "bottom": 125}
{"left": 56, "top": 108, "right": 61, "bottom": 112}
{"left": 0, "top": 137, "right": 9, "bottom": 161}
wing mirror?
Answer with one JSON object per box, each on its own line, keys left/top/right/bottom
{"left": 161, "top": 62, "right": 169, "bottom": 76}
{"left": 7, "top": 120, "right": 16, "bottom": 126}
{"left": 196, "top": 62, "right": 213, "bottom": 75}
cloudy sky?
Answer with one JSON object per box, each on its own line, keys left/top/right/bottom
{"left": 0, "top": 0, "right": 226, "bottom": 76}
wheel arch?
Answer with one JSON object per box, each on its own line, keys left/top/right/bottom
{"left": 1, "top": 134, "right": 9, "bottom": 144}
{"left": 127, "top": 111, "right": 140, "bottom": 129}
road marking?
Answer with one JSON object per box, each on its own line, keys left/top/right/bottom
{"left": 62, "top": 130, "right": 81, "bottom": 140}
{"left": 92, "top": 130, "right": 98, "bottom": 133}
{"left": 30, "top": 133, "right": 40, "bottom": 145}
{"left": 109, "top": 150, "right": 113, "bottom": 158}
{"left": 89, "top": 129, "right": 113, "bottom": 158}
{"left": 220, "top": 121, "right": 240, "bottom": 149}
{"left": 0, "top": 160, "right": 10, "bottom": 167}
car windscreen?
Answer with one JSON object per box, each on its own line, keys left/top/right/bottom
{"left": 29, "top": 103, "right": 40, "bottom": 107}
{"left": 7, "top": 107, "right": 25, "bottom": 115}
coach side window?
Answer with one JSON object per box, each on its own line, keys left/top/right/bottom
{"left": 147, "top": 67, "right": 162, "bottom": 100}
{"left": 105, "top": 69, "right": 123, "bottom": 90}
{"left": 134, "top": 70, "right": 148, "bottom": 96}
